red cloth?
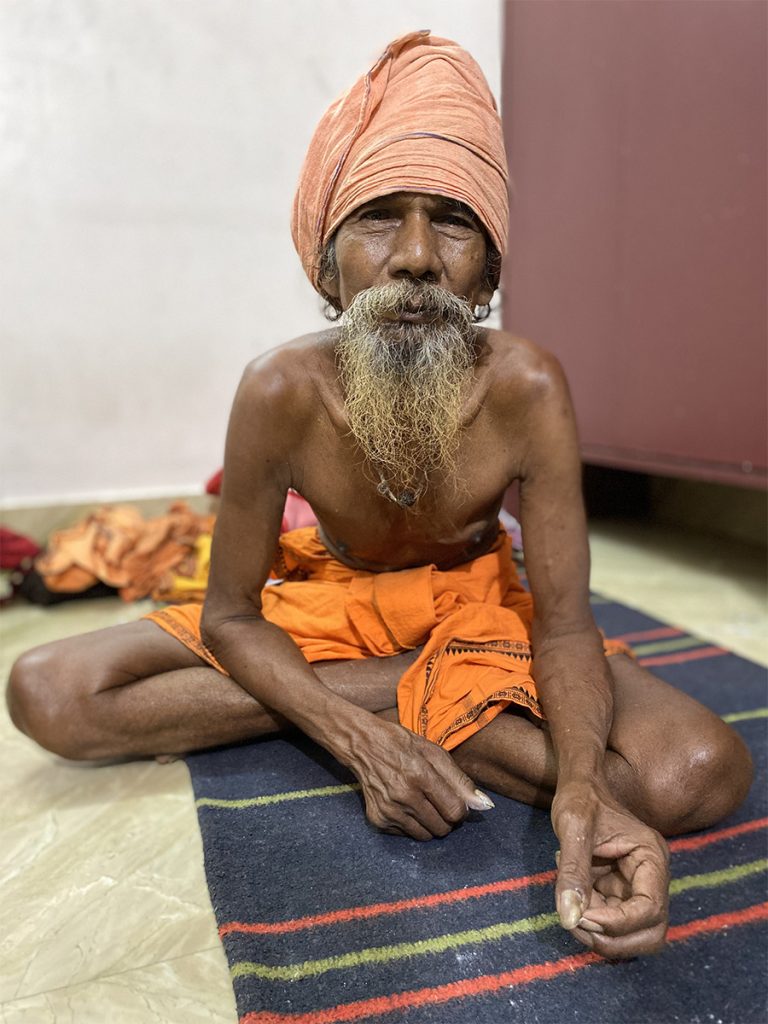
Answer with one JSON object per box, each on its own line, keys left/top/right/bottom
{"left": 205, "top": 469, "right": 317, "bottom": 534}
{"left": 205, "top": 468, "right": 224, "bottom": 495}
{"left": 0, "top": 527, "right": 41, "bottom": 570}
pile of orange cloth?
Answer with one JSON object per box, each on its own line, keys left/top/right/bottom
{"left": 291, "top": 30, "right": 509, "bottom": 291}
{"left": 35, "top": 503, "right": 215, "bottom": 603}
{"left": 146, "top": 527, "right": 630, "bottom": 751}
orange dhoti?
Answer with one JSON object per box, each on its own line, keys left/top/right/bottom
{"left": 145, "top": 527, "right": 628, "bottom": 751}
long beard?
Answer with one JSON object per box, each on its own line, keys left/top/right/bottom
{"left": 336, "top": 281, "right": 476, "bottom": 508}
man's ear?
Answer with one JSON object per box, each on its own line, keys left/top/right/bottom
{"left": 321, "top": 272, "right": 341, "bottom": 300}
{"left": 317, "top": 238, "right": 341, "bottom": 301}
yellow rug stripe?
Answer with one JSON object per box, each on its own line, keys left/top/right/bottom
{"left": 631, "top": 636, "right": 708, "bottom": 657}
{"left": 722, "top": 708, "right": 768, "bottom": 724}
{"left": 196, "top": 783, "right": 360, "bottom": 810}
{"left": 669, "top": 858, "right": 767, "bottom": 895}
{"left": 229, "top": 858, "right": 767, "bottom": 982}
{"left": 230, "top": 911, "right": 559, "bottom": 981}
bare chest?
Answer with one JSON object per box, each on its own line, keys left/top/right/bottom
{"left": 294, "top": 405, "right": 520, "bottom": 571}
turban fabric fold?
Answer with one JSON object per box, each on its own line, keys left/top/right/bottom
{"left": 291, "top": 30, "right": 509, "bottom": 292}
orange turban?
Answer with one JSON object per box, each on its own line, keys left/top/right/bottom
{"left": 291, "top": 30, "right": 509, "bottom": 292}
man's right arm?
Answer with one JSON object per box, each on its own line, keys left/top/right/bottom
{"left": 200, "top": 354, "right": 484, "bottom": 839}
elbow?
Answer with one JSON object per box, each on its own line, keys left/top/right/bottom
{"left": 199, "top": 603, "right": 263, "bottom": 661}
{"left": 199, "top": 602, "right": 222, "bottom": 654}
{"left": 199, "top": 614, "right": 220, "bottom": 660}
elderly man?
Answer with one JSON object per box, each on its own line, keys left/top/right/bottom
{"left": 8, "top": 32, "right": 752, "bottom": 960}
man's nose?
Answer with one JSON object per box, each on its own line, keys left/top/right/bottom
{"left": 386, "top": 213, "right": 441, "bottom": 282}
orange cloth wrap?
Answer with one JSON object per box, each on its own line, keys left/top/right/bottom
{"left": 291, "top": 30, "right": 509, "bottom": 291}
{"left": 145, "top": 528, "right": 630, "bottom": 751}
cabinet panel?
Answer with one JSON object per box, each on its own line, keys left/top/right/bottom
{"left": 501, "top": 0, "right": 767, "bottom": 488}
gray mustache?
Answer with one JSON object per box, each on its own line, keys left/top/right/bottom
{"left": 343, "top": 282, "right": 472, "bottom": 321}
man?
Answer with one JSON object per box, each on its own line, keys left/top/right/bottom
{"left": 8, "top": 32, "right": 752, "bottom": 960}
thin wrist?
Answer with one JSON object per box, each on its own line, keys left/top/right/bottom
{"left": 303, "top": 698, "right": 372, "bottom": 765}
{"left": 556, "top": 750, "right": 607, "bottom": 784}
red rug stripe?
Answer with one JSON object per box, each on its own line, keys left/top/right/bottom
{"left": 638, "top": 646, "right": 727, "bottom": 667}
{"left": 609, "top": 626, "right": 683, "bottom": 643}
{"left": 668, "top": 817, "right": 768, "bottom": 852}
{"left": 241, "top": 952, "right": 601, "bottom": 1024}
{"left": 221, "top": 817, "right": 767, "bottom": 938}
{"left": 240, "top": 903, "right": 768, "bottom": 1024}
{"left": 220, "top": 868, "right": 557, "bottom": 937}
{"left": 666, "top": 901, "right": 768, "bottom": 941}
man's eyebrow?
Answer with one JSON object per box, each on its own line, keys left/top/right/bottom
{"left": 442, "top": 198, "right": 481, "bottom": 223}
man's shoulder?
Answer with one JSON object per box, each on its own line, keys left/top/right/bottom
{"left": 238, "top": 329, "right": 339, "bottom": 405}
{"left": 481, "top": 328, "right": 568, "bottom": 399}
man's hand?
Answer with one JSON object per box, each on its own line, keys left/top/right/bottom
{"left": 551, "top": 779, "right": 670, "bottom": 958}
{"left": 344, "top": 715, "right": 494, "bottom": 840}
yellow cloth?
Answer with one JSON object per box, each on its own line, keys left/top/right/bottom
{"left": 291, "top": 31, "right": 509, "bottom": 291}
{"left": 145, "top": 527, "right": 629, "bottom": 751}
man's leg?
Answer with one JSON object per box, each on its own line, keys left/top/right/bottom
{"left": 8, "top": 633, "right": 753, "bottom": 836}
{"left": 450, "top": 654, "right": 754, "bottom": 836}
{"left": 6, "top": 621, "right": 412, "bottom": 761}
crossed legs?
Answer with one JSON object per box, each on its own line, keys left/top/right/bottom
{"left": 7, "top": 621, "right": 752, "bottom": 836}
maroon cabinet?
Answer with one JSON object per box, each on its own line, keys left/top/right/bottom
{"left": 501, "top": 0, "right": 767, "bottom": 488}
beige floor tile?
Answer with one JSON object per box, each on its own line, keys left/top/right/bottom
{"left": 0, "top": 602, "right": 223, "bottom": 1005}
{"left": 589, "top": 520, "right": 767, "bottom": 666}
{"left": 0, "top": 947, "right": 236, "bottom": 1024}
{"left": 0, "top": 756, "right": 220, "bottom": 1001}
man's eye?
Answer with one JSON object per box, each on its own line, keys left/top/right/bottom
{"left": 440, "top": 214, "right": 474, "bottom": 229}
{"left": 360, "top": 209, "right": 391, "bottom": 221}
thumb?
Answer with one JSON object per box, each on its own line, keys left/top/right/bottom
{"left": 447, "top": 761, "right": 495, "bottom": 812}
{"left": 554, "top": 817, "right": 594, "bottom": 930}
{"left": 466, "top": 787, "right": 495, "bottom": 812}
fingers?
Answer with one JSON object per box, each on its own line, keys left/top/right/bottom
{"left": 379, "top": 816, "right": 434, "bottom": 842}
{"left": 424, "top": 748, "right": 494, "bottom": 813}
{"left": 568, "top": 880, "right": 668, "bottom": 956}
{"left": 581, "top": 865, "right": 669, "bottom": 938}
{"left": 565, "top": 831, "right": 669, "bottom": 958}
{"left": 363, "top": 770, "right": 469, "bottom": 840}
{"left": 571, "top": 921, "right": 668, "bottom": 958}
{"left": 364, "top": 750, "right": 494, "bottom": 840}
{"left": 353, "top": 723, "right": 495, "bottom": 840}
{"left": 367, "top": 795, "right": 457, "bottom": 841}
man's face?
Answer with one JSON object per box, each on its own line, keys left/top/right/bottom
{"left": 323, "top": 191, "right": 494, "bottom": 312}
{"left": 327, "top": 192, "right": 495, "bottom": 508}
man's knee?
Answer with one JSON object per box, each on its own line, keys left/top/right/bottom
{"left": 641, "top": 720, "right": 753, "bottom": 835}
{"left": 7, "top": 645, "right": 92, "bottom": 760}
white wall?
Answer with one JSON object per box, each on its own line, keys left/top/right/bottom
{"left": 0, "top": 0, "right": 503, "bottom": 508}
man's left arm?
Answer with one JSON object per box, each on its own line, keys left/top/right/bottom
{"left": 518, "top": 353, "right": 669, "bottom": 958}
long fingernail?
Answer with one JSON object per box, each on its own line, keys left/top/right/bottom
{"left": 555, "top": 849, "right": 560, "bottom": 867}
{"left": 467, "top": 789, "right": 495, "bottom": 811}
{"left": 578, "top": 917, "right": 605, "bottom": 934}
{"left": 559, "top": 889, "right": 583, "bottom": 930}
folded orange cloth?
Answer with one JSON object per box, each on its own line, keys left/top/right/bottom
{"left": 145, "top": 527, "right": 630, "bottom": 751}
{"left": 36, "top": 503, "right": 215, "bottom": 602}
{"left": 291, "top": 30, "right": 509, "bottom": 291}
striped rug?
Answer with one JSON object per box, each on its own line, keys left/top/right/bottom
{"left": 185, "top": 598, "right": 767, "bottom": 1024}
